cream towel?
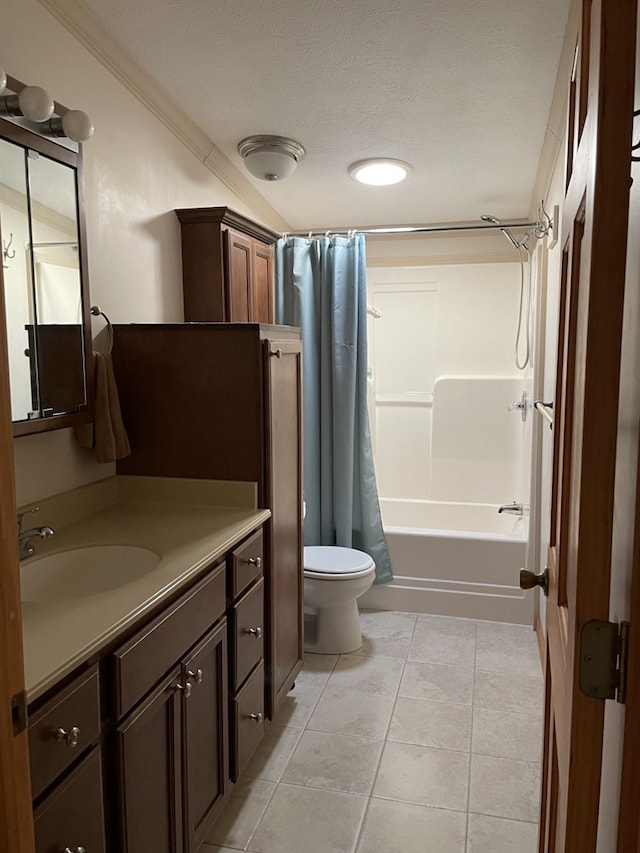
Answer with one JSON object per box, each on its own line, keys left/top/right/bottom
{"left": 75, "top": 352, "right": 131, "bottom": 463}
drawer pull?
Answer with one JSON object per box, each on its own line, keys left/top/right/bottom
{"left": 55, "top": 726, "right": 80, "bottom": 748}
{"left": 63, "top": 847, "right": 86, "bottom": 853}
{"left": 174, "top": 680, "right": 192, "bottom": 699}
{"left": 246, "top": 626, "right": 263, "bottom": 639}
{"left": 246, "top": 556, "right": 262, "bottom": 570}
{"left": 249, "top": 712, "right": 263, "bottom": 724}
{"left": 187, "top": 668, "right": 204, "bottom": 685}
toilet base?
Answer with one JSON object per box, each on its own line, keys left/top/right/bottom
{"left": 303, "top": 599, "right": 363, "bottom": 655}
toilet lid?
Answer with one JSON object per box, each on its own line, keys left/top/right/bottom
{"left": 303, "top": 546, "right": 375, "bottom": 575}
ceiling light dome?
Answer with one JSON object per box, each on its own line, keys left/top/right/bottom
{"left": 349, "top": 158, "right": 411, "bottom": 186}
{"left": 238, "top": 135, "right": 306, "bottom": 182}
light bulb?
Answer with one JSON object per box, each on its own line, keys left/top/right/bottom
{"left": 62, "top": 110, "right": 94, "bottom": 142}
{"left": 18, "top": 86, "right": 54, "bottom": 122}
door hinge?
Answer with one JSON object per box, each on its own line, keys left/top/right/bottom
{"left": 11, "top": 689, "right": 28, "bottom": 734}
{"left": 579, "top": 620, "right": 629, "bottom": 704}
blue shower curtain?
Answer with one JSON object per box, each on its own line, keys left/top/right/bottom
{"left": 275, "top": 234, "right": 392, "bottom": 584}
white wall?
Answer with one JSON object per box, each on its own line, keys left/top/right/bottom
{"left": 367, "top": 259, "right": 531, "bottom": 508}
{"left": 0, "top": 0, "right": 269, "bottom": 505}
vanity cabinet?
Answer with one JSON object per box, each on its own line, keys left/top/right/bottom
{"left": 112, "top": 562, "right": 228, "bottom": 853}
{"left": 29, "top": 665, "right": 106, "bottom": 853}
{"left": 176, "top": 207, "right": 278, "bottom": 324}
{"left": 228, "top": 529, "right": 265, "bottom": 780}
{"left": 114, "top": 323, "right": 304, "bottom": 719}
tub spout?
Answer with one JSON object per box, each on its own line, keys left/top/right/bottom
{"left": 498, "top": 502, "right": 527, "bottom": 516}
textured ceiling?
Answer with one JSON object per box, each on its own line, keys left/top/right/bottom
{"left": 83, "top": 0, "right": 572, "bottom": 230}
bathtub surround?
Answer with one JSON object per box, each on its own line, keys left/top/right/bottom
{"left": 275, "top": 235, "right": 391, "bottom": 584}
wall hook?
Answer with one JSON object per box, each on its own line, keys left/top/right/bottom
{"left": 3, "top": 232, "right": 15, "bottom": 267}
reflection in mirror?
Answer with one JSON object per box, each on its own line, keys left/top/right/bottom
{"left": 0, "top": 137, "right": 31, "bottom": 420}
{"left": 0, "top": 127, "right": 87, "bottom": 424}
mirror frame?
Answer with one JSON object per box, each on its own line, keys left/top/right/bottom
{"left": 0, "top": 75, "right": 93, "bottom": 437}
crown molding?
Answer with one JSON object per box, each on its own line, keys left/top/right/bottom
{"left": 37, "top": 0, "right": 291, "bottom": 233}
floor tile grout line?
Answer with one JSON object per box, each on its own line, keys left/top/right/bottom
{"left": 465, "top": 618, "right": 480, "bottom": 847}
{"left": 352, "top": 614, "right": 415, "bottom": 853}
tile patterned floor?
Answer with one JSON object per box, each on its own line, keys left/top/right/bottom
{"left": 202, "top": 612, "right": 544, "bottom": 853}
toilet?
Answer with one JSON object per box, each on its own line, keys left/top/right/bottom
{"left": 303, "top": 545, "right": 376, "bottom": 654}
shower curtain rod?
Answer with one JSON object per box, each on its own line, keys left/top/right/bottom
{"left": 282, "top": 219, "right": 549, "bottom": 239}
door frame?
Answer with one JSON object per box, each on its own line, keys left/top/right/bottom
{"left": 0, "top": 258, "right": 35, "bottom": 849}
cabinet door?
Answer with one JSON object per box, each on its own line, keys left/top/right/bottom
{"left": 182, "top": 619, "right": 228, "bottom": 852}
{"left": 250, "top": 241, "right": 273, "bottom": 323}
{"left": 264, "top": 338, "right": 304, "bottom": 716}
{"left": 33, "top": 746, "right": 106, "bottom": 853}
{"left": 223, "top": 229, "right": 252, "bottom": 321}
{"left": 116, "top": 668, "right": 183, "bottom": 853}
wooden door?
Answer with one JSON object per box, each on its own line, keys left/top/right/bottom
{"left": 116, "top": 669, "right": 183, "bottom": 853}
{"left": 0, "top": 224, "right": 34, "bottom": 852}
{"left": 182, "top": 620, "right": 228, "bottom": 853}
{"left": 224, "top": 229, "right": 252, "bottom": 321}
{"left": 263, "top": 337, "right": 303, "bottom": 717}
{"left": 540, "top": 1, "right": 636, "bottom": 849}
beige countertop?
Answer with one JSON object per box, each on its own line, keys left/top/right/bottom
{"left": 20, "top": 476, "right": 270, "bottom": 703}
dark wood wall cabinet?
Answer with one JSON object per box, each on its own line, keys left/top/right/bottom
{"left": 113, "top": 322, "right": 304, "bottom": 719}
{"left": 176, "top": 207, "right": 279, "bottom": 324}
{"left": 28, "top": 525, "right": 268, "bottom": 853}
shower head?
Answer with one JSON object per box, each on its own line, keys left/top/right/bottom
{"left": 480, "top": 214, "right": 522, "bottom": 250}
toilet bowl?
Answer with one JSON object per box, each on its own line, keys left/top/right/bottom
{"left": 303, "top": 545, "right": 376, "bottom": 654}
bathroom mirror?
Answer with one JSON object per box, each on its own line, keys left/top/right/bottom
{"left": 0, "top": 77, "right": 92, "bottom": 436}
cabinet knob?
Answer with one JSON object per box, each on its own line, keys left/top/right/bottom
{"left": 55, "top": 726, "right": 80, "bottom": 748}
{"left": 246, "top": 556, "right": 262, "bottom": 569}
{"left": 63, "top": 847, "right": 86, "bottom": 853}
{"left": 249, "top": 712, "right": 263, "bottom": 724}
{"left": 246, "top": 626, "right": 263, "bottom": 639}
{"left": 272, "top": 348, "right": 283, "bottom": 358}
{"left": 174, "top": 680, "right": 192, "bottom": 699}
{"left": 187, "top": 668, "right": 204, "bottom": 685}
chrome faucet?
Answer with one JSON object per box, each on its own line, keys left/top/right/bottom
{"left": 17, "top": 507, "right": 54, "bottom": 560}
{"left": 497, "top": 502, "right": 527, "bottom": 516}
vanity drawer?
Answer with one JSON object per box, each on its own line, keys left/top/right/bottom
{"left": 229, "top": 527, "right": 264, "bottom": 599}
{"left": 231, "top": 577, "right": 264, "bottom": 690}
{"left": 34, "top": 746, "right": 106, "bottom": 853}
{"left": 29, "top": 665, "right": 100, "bottom": 801}
{"left": 112, "top": 561, "right": 226, "bottom": 718}
{"left": 230, "top": 661, "right": 264, "bottom": 781}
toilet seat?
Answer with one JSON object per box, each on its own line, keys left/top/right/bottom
{"left": 303, "top": 545, "right": 375, "bottom": 580}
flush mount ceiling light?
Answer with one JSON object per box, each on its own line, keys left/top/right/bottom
{"left": 349, "top": 158, "right": 411, "bottom": 186}
{"left": 237, "top": 134, "right": 306, "bottom": 182}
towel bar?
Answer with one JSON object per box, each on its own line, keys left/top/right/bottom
{"left": 90, "top": 305, "right": 113, "bottom": 354}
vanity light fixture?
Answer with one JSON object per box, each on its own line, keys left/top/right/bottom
{"left": 0, "top": 66, "right": 93, "bottom": 143}
{"left": 237, "top": 135, "right": 306, "bottom": 181}
{"left": 348, "top": 158, "right": 412, "bottom": 186}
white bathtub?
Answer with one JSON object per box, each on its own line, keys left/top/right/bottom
{"left": 359, "top": 499, "right": 532, "bottom": 624}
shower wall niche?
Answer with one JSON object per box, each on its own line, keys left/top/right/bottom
{"left": 367, "top": 262, "right": 530, "bottom": 513}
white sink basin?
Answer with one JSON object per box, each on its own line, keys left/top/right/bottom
{"left": 20, "top": 545, "right": 161, "bottom": 603}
